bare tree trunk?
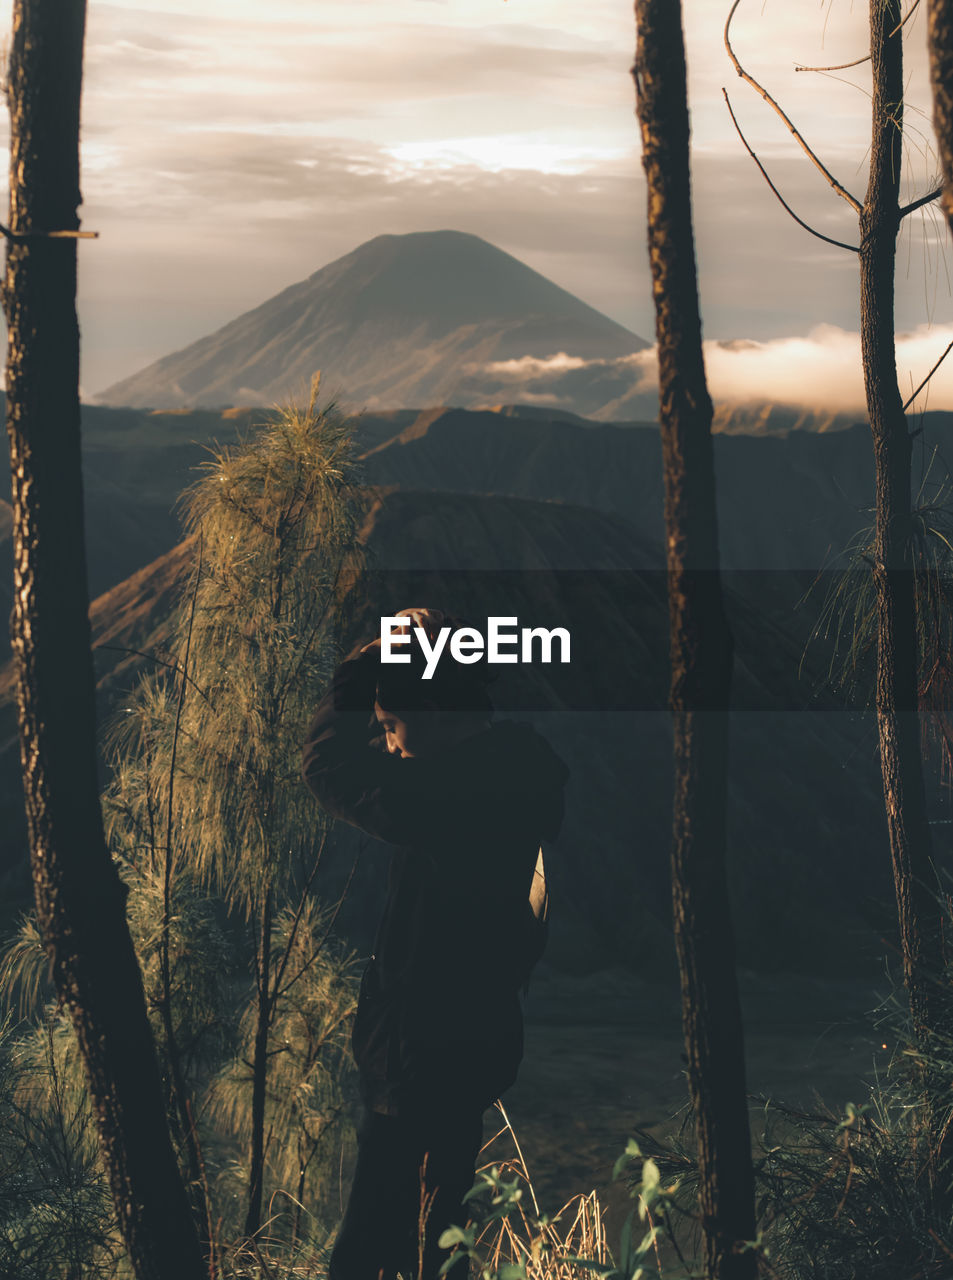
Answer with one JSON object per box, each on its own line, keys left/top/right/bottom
{"left": 633, "top": 5, "right": 757, "bottom": 1277}
{"left": 928, "top": 0, "right": 953, "bottom": 231}
{"left": 863, "top": 0, "right": 945, "bottom": 1042}
{"left": 2, "top": 5, "right": 205, "bottom": 1277}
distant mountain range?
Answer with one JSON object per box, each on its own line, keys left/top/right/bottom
{"left": 6, "top": 398, "right": 950, "bottom": 974}
{"left": 0, "top": 483, "right": 894, "bottom": 978}
{"left": 0, "top": 398, "right": 925, "bottom": 652}
{"left": 97, "top": 230, "right": 653, "bottom": 416}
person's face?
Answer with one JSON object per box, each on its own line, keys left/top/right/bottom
{"left": 374, "top": 700, "right": 440, "bottom": 758}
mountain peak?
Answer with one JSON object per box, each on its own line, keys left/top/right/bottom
{"left": 98, "top": 230, "right": 648, "bottom": 412}
{"left": 353, "top": 228, "right": 489, "bottom": 249}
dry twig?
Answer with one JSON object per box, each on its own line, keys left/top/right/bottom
{"left": 725, "top": 0, "right": 863, "bottom": 212}
{"left": 722, "top": 88, "right": 859, "bottom": 251}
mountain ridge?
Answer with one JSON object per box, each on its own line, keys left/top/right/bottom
{"left": 0, "top": 485, "right": 893, "bottom": 976}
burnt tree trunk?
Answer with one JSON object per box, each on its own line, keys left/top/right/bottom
{"left": 633, "top": 4, "right": 757, "bottom": 1277}
{"left": 2, "top": 4, "right": 205, "bottom": 1277}
{"left": 863, "top": 0, "right": 945, "bottom": 1042}
{"left": 928, "top": 0, "right": 953, "bottom": 232}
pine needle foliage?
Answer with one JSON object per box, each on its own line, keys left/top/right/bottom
{"left": 626, "top": 974, "right": 953, "bottom": 1279}
{"left": 162, "top": 388, "right": 365, "bottom": 1239}
{"left": 746, "top": 987, "right": 953, "bottom": 1280}
{"left": 208, "top": 898, "right": 360, "bottom": 1248}
{"left": 0, "top": 388, "right": 366, "bottom": 1271}
{"left": 117, "top": 386, "right": 366, "bottom": 1240}
{"left": 0, "top": 917, "right": 50, "bottom": 1022}
{"left": 803, "top": 449, "right": 953, "bottom": 778}
{"left": 0, "top": 1015, "right": 120, "bottom": 1279}
{"left": 171, "top": 386, "right": 364, "bottom": 918}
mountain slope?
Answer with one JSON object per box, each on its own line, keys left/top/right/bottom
{"left": 97, "top": 230, "right": 649, "bottom": 411}
{"left": 356, "top": 406, "right": 882, "bottom": 570}
{"left": 0, "top": 486, "right": 891, "bottom": 978}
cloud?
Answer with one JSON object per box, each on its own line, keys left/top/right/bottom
{"left": 483, "top": 353, "right": 614, "bottom": 377}
{"left": 480, "top": 323, "right": 953, "bottom": 414}
{"left": 0, "top": 0, "right": 945, "bottom": 398}
{"left": 73, "top": 130, "right": 949, "bottom": 395}
{"left": 706, "top": 324, "right": 953, "bottom": 411}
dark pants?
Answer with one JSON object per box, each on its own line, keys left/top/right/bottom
{"left": 328, "top": 1102, "right": 485, "bottom": 1280}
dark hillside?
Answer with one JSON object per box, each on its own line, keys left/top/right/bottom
{"left": 0, "top": 486, "right": 895, "bottom": 978}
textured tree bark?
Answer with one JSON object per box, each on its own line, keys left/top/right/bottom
{"left": 928, "top": 0, "right": 953, "bottom": 232}
{"left": 863, "top": 0, "right": 945, "bottom": 1044}
{"left": 632, "top": 4, "right": 757, "bottom": 1277}
{"left": 2, "top": 4, "right": 206, "bottom": 1276}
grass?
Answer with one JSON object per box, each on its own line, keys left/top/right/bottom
{"left": 196, "top": 1101, "right": 624, "bottom": 1280}
{"left": 463, "top": 1101, "right": 620, "bottom": 1279}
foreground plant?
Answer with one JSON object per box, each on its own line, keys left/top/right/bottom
{"left": 805, "top": 452, "right": 953, "bottom": 785}
{"left": 750, "top": 1082, "right": 952, "bottom": 1276}
{"left": 0, "top": 388, "right": 366, "bottom": 1272}
{"left": 634, "top": 974, "right": 953, "bottom": 1279}
{"left": 138, "top": 382, "right": 364, "bottom": 1242}
{"left": 436, "top": 1109, "right": 694, "bottom": 1280}
{"left": 3, "top": 0, "right": 205, "bottom": 1269}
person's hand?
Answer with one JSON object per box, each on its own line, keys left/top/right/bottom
{"left": 360, "top": 607, "right": 446, "bottom": 653}
{"left": 394, "top": 606, "right": 446, "bottom": 641}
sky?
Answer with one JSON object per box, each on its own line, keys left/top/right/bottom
{"left": 0, "top": 0, "right": 951, "bottom": 407}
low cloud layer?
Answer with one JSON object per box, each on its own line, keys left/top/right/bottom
{"left": 483, "top": 323, "right": 953, "bottom": 414}
{"left": 704, "top": 326, "right": 953, "bottom": 412}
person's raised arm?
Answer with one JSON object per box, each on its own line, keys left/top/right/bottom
{"left": 300, "top": 646, "right": 420, "bottom": 845}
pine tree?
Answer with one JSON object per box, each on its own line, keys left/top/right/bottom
{"left": 1, "top": 388, "right": 366, "bottom": 1266}
{"left": 170, "top": 387, "right": 364, "bottom": 1239}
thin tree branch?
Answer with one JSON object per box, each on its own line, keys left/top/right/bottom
{"left": 903, "top": 336, "right": 953, "bottom": 409}
{"left": 271, "top": 553, "right": 354, "bottom": 718}
{"left": 901, "top": 186, "right": 943, "bottom": 217}
{"left": 163, "top": 538, "right": 203, "bottom": 901}
{"left": 723, "top": 90, "right": 860, "bottom": 250}
{"left": 0, "top": 220, "right": 97, "bottom": 240}
{"left": 94, "top": 643, "right": 212, "bottom": 704}
{"left": 797, "top": 53, "right": 871, "bottom": 74}
{"left": 269, "top": 829, "right": 330, "bottom": 1006}
{"left": 277, "top": 849, "right": 362, "bottom": 1001}
{"left": 795, "top": 0, "right": 921, "bottom": 73}
{"left": 725, "top": 0, "right": 864, "bottom": 213}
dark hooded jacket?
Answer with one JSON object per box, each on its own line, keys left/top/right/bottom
{"left": 301, "top": 647, "right": 569, "bottom": 1116}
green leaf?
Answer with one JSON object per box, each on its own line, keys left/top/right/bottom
{"left": 438, "top": 1252, "right": 469, "bottom": 1276}
{"left": 634, "top": 1226, "right": 659, "bottom": 1262}
{"left": 619, "top": 1214, "right": 632, "bottom": 1267}
{"left": 641, "top": 1158, "right": 660, "bottom": 1192}
{"left": 836, "top": 1102, "right": 869, "bottom": 1130}
{"left": 612, "top": 1137, "right": 643, "bottom": 1180}
{"left": 438, "top": 1226, "right": 469, "bottom": 1248}
{"left": 485, "top": 1202, "right": 519, "bottom": 1223}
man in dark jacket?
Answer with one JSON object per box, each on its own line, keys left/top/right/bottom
{"left": 301, "top": 608, "right": 569, "bottom": 1280}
